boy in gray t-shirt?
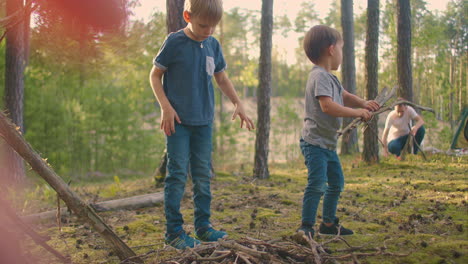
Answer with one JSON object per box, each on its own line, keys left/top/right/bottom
{"left": 297, "top": 25, "right": 380, "bottom": 238}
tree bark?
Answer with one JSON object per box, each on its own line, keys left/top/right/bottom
{"left": 449, "top": 55, "right": 455, "bottom": 130}
{"left": 2, "top": 0, "right": 27, "bottom": 185}
{"left": 363, "top": 0, "right": 380, "bottom": 163}
{"left": 254, "top": 0, "right": 273, "bottom": 179}
{"left": 340, "top": 0, "right": 359, "bottom": 155}
{"left": 0, "top": 112, "right": 141, "bottom": 263}
{"left": 166, "top": 0, "right": 186, "bottom": 34}
{"left": 155, "top": 0, "right": 187, "bottom": 182}
{"left": 396, "top": 0, "right": 413, "bottom": 101}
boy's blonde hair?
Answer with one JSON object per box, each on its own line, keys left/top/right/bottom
{"left": 303, "top": 25, "right": 342, "bottom": 64}
{"left": 184, "top": 0, "right": 223, "bottom": 24}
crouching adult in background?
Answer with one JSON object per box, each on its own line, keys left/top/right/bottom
{"left": 382, "top": 101, "right": 425, "bottom": 158}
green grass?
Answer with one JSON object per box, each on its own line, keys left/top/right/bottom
{"left": 21, "top": 153, "right": 467, "bottom": 263}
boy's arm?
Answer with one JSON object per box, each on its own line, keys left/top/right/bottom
{"left": 318, "top": 96, "right": 372, "bottom": 120}
{"left": 214, "top": 71, "right": 255, "bottom": 130}
{"left": 343, "top": 90, "right": 380, "bottom": 111}
{"left": 149, "top": 65, "right": 181, "bottom": 136}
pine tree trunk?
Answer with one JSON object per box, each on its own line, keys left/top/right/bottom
{"left": 340, "top": 0, "right": 359, "bottom": 155}
{"left": 155, "top": 0, "right": 187, "bottom": 181}
{"left": 397, "top": 0, "right": 413, "bottom": 101}
{"left": 166, "top": 0, "right": 186, "bottom": 33}
{"left": 449, "top": 54, "right": 456, "bottom": 130}
{"left": 2, "top": 0, "right": 27, "bottom": 185}
{"left": 254, "top": 0, "right": 273, "bottom": 179}
{"left": 363, "top": 0, "right": 380, "bottom": 163}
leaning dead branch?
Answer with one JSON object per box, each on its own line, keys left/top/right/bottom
{"left": 0, "top": 112, "right": 141, "bottom": 262}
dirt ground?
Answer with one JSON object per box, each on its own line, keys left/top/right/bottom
{"left": 20, "top": 152, "right": 468, "bottom": 264}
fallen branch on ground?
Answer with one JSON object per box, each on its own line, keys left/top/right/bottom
{"left": 23, "top": 192, "right": 164, "bottom": 223}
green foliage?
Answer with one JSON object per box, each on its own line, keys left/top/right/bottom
{"left": 0, "top": 1, "right": 465, "bottom": 181}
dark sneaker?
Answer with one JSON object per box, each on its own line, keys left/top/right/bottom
{"left": 195, "top": 225, "right": 228, "bottom": 242}
{"left": 296, "top": 225, "right": 315, "bottom": 239}
{"left": 319, "top": 218, "right": 354, "bottom": 236}
{"left": 165, "top": 230, "right": 201, "bottom": 249}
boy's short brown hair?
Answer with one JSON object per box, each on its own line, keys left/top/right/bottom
{"left": 184, "top": 0, "right": 223, "bottom": 24}
{"left": 303, "top": 25, "right": 342, "bottom": 64}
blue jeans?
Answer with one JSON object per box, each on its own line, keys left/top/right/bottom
{"left": 300, "top": 139, "right": 344, "bottom": 226}
{"left": 164, "top": 123, "right": 213, "bottom": 234}
{"left": 388, "top": 126, "right": 425, "bottom": 156}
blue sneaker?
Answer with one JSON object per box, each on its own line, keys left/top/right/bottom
{"left": 195, "top": 225, "right": 228, "bottom": 242}
{"left": 165, "top": 230, "right": 201, "bottom": 249}
{"left": 296, "top": 225, "right": 315, "bottom": 239}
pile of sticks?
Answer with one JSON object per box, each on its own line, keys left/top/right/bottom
{"left": 154, "top": 235, "right": 410, "bottom": 264}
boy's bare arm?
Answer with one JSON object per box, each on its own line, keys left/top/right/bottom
{"left": 343, "top": 90, "right": 379, "bottom": 111}
{"left": 149, "top": 66, "right": 181, "bottom": 136}
{"left": 214, "top": 71, "right": 255, "bottom": 130}
{"left": 318, "top": 96, "right": 372, "bottom": 121}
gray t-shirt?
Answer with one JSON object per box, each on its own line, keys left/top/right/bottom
{"left": 302, "top": 66, "right": 344, "bottom": 150}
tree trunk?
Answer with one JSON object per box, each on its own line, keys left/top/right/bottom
{"left": 166, "top": 0, "right": 186, "bottom": 33}
{"left": 0, "top": 112, "right": 141, "bottom": 263}
{"left": 340, "top": 0, "right": 359, "bottom": 155}
{"left": 2, "top": 0, "right": 27, "bottom": 185}
{"left": 396, "top": 0, "right": 413, "bottom": 101}
{"left": 363, "top": 0, "right": 380, "bottom": 163}
{"left": 217, "top": 17, "right": 224, "bottom": 157}
{"left": 155, "top": 0, "right": 187, "bottom": 182}
{"left": 449, "top": 55, "right": 454, "bottom": 130}
{"left": 459, "top": 54, "right": 465, "bottom": 112}
{"left": 254, "top": 0, "right": 273, "bottom": 179}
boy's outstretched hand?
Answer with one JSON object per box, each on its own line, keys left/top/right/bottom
{"left": 364, "top": 100, "right": 380, "bottom": 112}
{"left": 363, "top": 100, "right": 380, "bottom": 112}
{"left": 232, "top": 103, "right": 255, "bottom": 131}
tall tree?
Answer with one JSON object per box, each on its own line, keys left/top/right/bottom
{"left": 1, "top": 0, "right": 30, "bottom": 184}
{"left": 254, "top": 0, "right": 273, "bottom": 179}
{"left": 166, "top": 0, "right": 186, "bottom": 33}
{"left": 155, "top": 0, "right": 187, "bottom": 182}
{"left": 397, "top": 0, "right": 413, "bottom": 101}
{"left": 340, "top": 0, "right": 359, "bottom": 155}
{"left": 363, "top": 0, "right": 380, "bottom": 163}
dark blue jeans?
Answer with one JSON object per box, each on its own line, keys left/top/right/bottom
{"left": 164, "top": 123, "right": 213, "bottom": 234}
{"left": 300, "top": 139, "right": 344, "bottom": 226}
{"left": 388, "top": 126, "right": 425, "bottom": 157}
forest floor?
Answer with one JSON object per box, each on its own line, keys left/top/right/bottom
{"left": 20, "top": 153, "right": 467, "bottom": 264}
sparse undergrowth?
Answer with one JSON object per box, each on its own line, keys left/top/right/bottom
{"left": 22, "top": 153, "right": 467, "bottom": 263}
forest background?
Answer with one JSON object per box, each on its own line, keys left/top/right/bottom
{"left": 0, "top": 0, "right": 465, "bottom": 180}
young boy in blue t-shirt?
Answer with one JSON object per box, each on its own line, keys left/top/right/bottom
{"left": 297, "top": 25, "right": 380, "bottom": 239}
{"left": 149, "top": 0, "right": 254, "bottom": 249}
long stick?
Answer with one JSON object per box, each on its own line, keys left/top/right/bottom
{"left": 0, "top": 112, "right": 142, "bottom": 263}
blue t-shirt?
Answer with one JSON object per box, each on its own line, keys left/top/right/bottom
{"left": 154, "top": 30, "right": 227, "bottom": 125}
